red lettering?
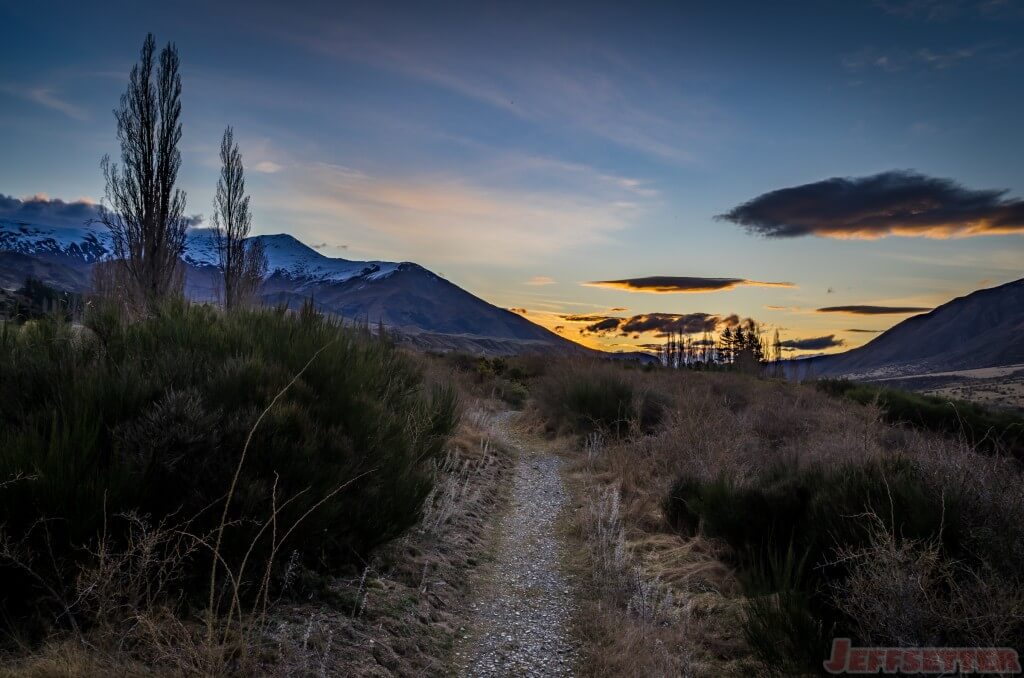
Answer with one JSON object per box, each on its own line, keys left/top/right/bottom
{"left": 849, "top": 648, "right": 869, "bottom": 672}
{"left": 824, "top": 638, "right": 851, "bottom": 674}
{"left": 998, "top": 649, "right": 1022, "bottom": 673}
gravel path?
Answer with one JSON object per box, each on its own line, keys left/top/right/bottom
{"left": 456, "top": 414, "right": 580, "bottom": 677}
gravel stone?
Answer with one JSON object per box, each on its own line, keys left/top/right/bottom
{"left": 458, "top": 416, "right": 579, "bottom": 677}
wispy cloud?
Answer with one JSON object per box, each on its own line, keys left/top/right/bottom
{"left": 585, "top": 276, "right": 795, "bottom": 293}
{"left": 525, "top": 276, "right": 555, "bottom": 286}
{"left": 253, "top": 160, "right": 283, "bottom": 173}
{"left": 278, "top": 16, "right": 720, "bottom": 163}
{"left": 873, "top": 0, "right": 1024, "bottom": 21}
{"left": 270, "top": 162, "right": 637, "bottom": 265}
{"left": 842, "top": 45, "right": 982, "bottom": 72}
{"left": 0, "top": 84, "right": 87, "bottom": 120}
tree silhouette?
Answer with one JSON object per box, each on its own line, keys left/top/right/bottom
{"left": 98, "top": 33, "right": 187, "bottom": 309}
{"left": 212, "top": 126, "right": 267, "bottom": 309}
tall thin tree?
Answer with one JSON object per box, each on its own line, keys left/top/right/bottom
{"left": 98, "top": 33, "right": 188, "bottom": 309}
{"left": 212, "top": 126, "right": 266, "bottom": 309}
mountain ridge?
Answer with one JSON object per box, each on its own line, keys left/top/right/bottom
{"left": 796, "top": 277, "right": 1024, "bottom": 379}
{"left": 0, "top": 219, "right": 593, "bottom": 356}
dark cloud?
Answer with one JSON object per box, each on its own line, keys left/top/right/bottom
{"left": 717, "top": 171, "right": 1024, "bottom": 239}
{"left": 778, "top": 335, "right": 846, "bottom": 351}
{"left": 0, "top": 193, "right": 203, "bottom": 228}
{"left": 0, "top": 193, "right": 101, "bottom": 228}
{"left": 581, "top": 317, "right": 622, "bottom": 334}
{"left": 620, "top": 312, "right": 721, "bottom": 335}
{"left": 845, "top": 328, "right": 883, "bottom": 333}
{"left": 817, "top": 305, "right": 931, "bottom": 315}
{"left": 579, "top": 312, "right": 750, "bottom": 338}
{"left": 561, "top": 313, "right": 615, "bottom": 322}
{"left": 585, "top": 276, "right": 794, "bottom": 293}
{"left": 508, "top": 307, "right": 528, "bottom": 315}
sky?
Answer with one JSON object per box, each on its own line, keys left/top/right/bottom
{"left": 1, "top": 0, "right": 1022, "bottom": 354}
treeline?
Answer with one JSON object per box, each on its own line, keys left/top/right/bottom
{"left": 660, "top": 321, "right": 783, "bottom": 371}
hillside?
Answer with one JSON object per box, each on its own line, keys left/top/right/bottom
{"left": 798, "top": 277, "right": 1024, "bottom": 379}
{"left": 0, "top": 220, "right": 587, "bottom": 355}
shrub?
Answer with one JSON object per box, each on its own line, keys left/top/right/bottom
{"left": 493, "top": 378, "right": 529, "bottom": 409}
{"left": 0, "top": 301, "right": 458, "bottom": 636}
{"left": 816, "top": 378, "right": 1024, "bottom": 460}
{"left": 663, "top": 454, "right": 1020, "bottom": 671}
{"left": 535, "top": 362, "right": 669, "bottom": 437}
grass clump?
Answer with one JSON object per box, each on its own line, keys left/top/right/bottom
{"left": 0, "top": 301, "right": 458, "bottom": 640}
{"left": 535, "top": 361, "right": 669, "bottom": 437}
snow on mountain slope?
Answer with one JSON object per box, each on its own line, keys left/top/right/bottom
{"left": 0, "top": 220, "right": 401, "bottom": 285}
{"left": 254, "top": 233, "right": 400, "bottom": 285}
{"left": 0, "top": 217, "right": 593, "bottom": 355}
{"left": 0, "top": 219, "right": 111, "bottom": 263}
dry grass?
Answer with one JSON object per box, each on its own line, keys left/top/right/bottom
{"left": 538, "top": 363, "right": 1024, "bottom": 674}
{"left": 1, "top": 393, "right": 514, "bottom": 677}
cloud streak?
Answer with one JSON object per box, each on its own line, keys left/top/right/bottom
{"left": 585, "top": 276, "right": 795, "bottom": 293}
{"left": 1, "top": 84, "right": 88, "bottom": 120}
{"left": 718, "top": 170, "right": 1024, "bottom": 239}
{"left": 778, "top": 335, "right": 846, "bottom": 350}
{"left": 817, "top": 305, "right": 931, "bottom": 315}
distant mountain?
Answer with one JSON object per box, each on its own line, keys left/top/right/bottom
{"left": 0, "top": 219, "right": 589, "bottom": 356}
{"left": 797, "top": 278, "right": 1024, "bottom": 379}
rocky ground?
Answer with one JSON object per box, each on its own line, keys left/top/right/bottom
{"left": 455, "top": 413, "right": 581, "bottom": 677}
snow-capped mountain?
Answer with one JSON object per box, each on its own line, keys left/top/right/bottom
{"left": 0, "top": 217, "right": 588, "bottom": 355}
{"left": 0, "top": 220, "right": 111, "bottom": 264}
{"left": 0, "top": 219, "right": 402, "bottom": 287}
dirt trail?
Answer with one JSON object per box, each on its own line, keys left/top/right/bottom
{"left": 455, "top": 411, "right": 580, "bottom": 677}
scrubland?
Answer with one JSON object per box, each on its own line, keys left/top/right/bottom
{"left": 3, "top": 311, "right": 1022, "bottom": 676}
{"left": 0, "top": 303, "right": 511, "bottom": 676}
{"left": 526, "top": 360, "right": 1024, "bottom": 675}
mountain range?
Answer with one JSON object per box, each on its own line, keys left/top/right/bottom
{"left": 0, "top": 219, "right": 589, "bottom": 356}
{"left": 795, "top": 277, "right": 1024, "bottom": 380}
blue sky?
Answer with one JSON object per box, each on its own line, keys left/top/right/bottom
{"left": 2, "top": 0, "right": 1022, "bottom": 352}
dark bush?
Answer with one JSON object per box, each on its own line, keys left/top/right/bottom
{"left": 0, "top": 301, "right": 457, "bottom": 633}
{"left": 536, "top": 364, "right": 669, "bottom": 437}
{"left": 664, "top": 455, "right": 1005, "bottom": 671}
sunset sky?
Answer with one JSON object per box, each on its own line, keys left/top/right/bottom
{"left": 2, "top": 0, "right": 1022, "bottom": 353}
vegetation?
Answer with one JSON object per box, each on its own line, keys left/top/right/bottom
{"left": 97, "top": 34, "right": 189, "bottom": 309}
{"left": 0, "top": 302, "right": 457, "bottom": 642}
{"left": 817, "top": 377, "right": 1024, "bottom": 460}
{"left": 535, "top": 361, "right": 669, "bottom": 437}
{"left": 537, "top": 362, "right": 1024, "bottom": 675}
{"left": 0, "top": 278, "right": 82, "bottom": 322}
{"left": 212, "top": 126, "right": 267, "bottom": 310}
